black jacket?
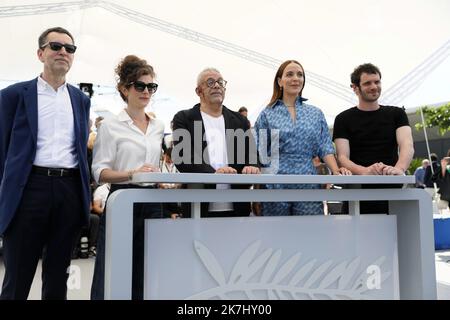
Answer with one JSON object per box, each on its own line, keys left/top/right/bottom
{"left": 172, "top": 104, "right": 257, "bottom": 217}
{"left": 424, "top": 161, "right": 440, "bottom": 188}
{"left": 437, "top": 167, "right": 450, "bottom": 202}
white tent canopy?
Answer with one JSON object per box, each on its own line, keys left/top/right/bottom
{"left": 0, "top": 0, "right": 449, "bottom": 130}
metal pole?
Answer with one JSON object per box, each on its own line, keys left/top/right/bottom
{"left": 420, "top": 107, "right": 439, "bottom": 202}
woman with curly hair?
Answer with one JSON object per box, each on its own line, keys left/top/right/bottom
{"left": 90, "top": 55, "right": 164, "bottom": 300}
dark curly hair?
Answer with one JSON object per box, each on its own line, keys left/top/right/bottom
{"left": 350, "top": 63, "right": 381, "bottom": 87}
{"left": 115, "top": 55, "right": 155, "bottom": 102}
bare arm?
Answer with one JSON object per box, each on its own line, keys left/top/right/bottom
{"left": 322, "top": 154, "right": 351, "bottom": 175}
{"left": 393, "top": 126, "right": 414, "bottom": 174}
{"left": 379, "top": 126, "right": 414, "bottom": 175}
{"left": 99, "top": 168, "right": 131, "bottom": 184}
{"left": 99, "top": 164, "right": 160, "bottom": 184}
{"left": 334, "top": 138, "right": 383, "bottom": 175}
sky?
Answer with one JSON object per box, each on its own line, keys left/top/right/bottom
{"left": 0, "top": 0, "right": 449, "bottom": 130}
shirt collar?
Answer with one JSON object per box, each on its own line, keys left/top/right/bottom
{"left": 270, "top": 96, "right": 308, "bottom": 108}
{"left": 37, "top": 76, "right": 67, "bottom": 93}
{"left": 118, "top": 109, "right": 153, "bottom": 125}
{"left": 117, "top": 109, "right": 133, "bottom": 123}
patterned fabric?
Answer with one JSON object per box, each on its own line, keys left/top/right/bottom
{"left": 254, "top": 97, "right": 335, "bottom": 215}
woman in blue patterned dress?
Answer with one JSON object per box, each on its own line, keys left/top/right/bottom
{"left": 254, "top": 60, "right": 351, "bottom": 216}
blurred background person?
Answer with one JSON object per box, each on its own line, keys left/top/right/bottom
{"left": 414, "top": 159, "right": 429, "bottom": 189}
{"left": 238, "top": 106, "right": 251, "bottom": 127}
{"left": 437, "top": 150, "right": 450, "bottom": 212}
{"left": 424, "top": 153, "right": 441, "bottom": 199}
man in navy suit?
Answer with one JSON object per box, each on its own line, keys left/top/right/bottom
{"left": 0, "top": 27, "right": 91, "bottom": 299}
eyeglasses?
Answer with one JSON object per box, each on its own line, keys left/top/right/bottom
{"left": 204, "top": 78, "right": 227, "bottom": 88}
{"left": 40, "top": 42, "right": 77, "bottom": 54}
{"left": 129, "top": 81, "right": 158, "bottom": 93}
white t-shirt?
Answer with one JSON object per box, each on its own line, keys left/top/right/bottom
{"left": 201, "top": 111, "right": 233, "bottom": 212}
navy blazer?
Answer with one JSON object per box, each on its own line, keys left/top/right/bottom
{"left": 172, "top": 104, "right": 257, "bottom": 217}
{"left": 0, "top": 78, "right": 91, "bottom": 235}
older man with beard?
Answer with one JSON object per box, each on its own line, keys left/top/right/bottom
{"left": 332, "top": 63, "right": 414, "bottom": 214}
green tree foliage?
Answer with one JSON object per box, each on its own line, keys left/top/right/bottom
{"left": 415, "top": 102, "right": 450, "bottom": 135}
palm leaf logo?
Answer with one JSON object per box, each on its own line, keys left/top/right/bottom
{"left": 186, "top": 240, "right": 392, "bottom": 300}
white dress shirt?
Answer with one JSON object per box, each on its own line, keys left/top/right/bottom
{"left": 92, "top": 109, "right": 164, "bottom": 185}
{"left": 34, "top": 76, "right": 77, "bottom": 168}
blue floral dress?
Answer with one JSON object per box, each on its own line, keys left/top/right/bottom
{"left": 254, "top": 97, "right": 335, "bottom": 215}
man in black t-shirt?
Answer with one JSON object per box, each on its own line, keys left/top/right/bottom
{"left": 332, "top": 63, "right": 414, "bottom": 214}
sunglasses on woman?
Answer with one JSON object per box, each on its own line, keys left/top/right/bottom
{"left": 40, "top": 41, "right": 77, "bottom": 54}
{"left": 129, "top": 81, "right": 158, "bottom": 93}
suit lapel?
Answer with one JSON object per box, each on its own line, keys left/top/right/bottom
{"left": 191, "top": 105, "right": 209, "bottom": 165}
{"left": 222, "top": 106, "right": 235, "bottom": 166}
{"left": 191, "top": 104, "right": 204, "bottom": 124}
{"left": 222, "top": 106, "right": 234, "bottom": 130}
{"left": 23, "top": 79, "right": 38, "bottom": 143}
{"left": 67, "top": 85, "right": 80, "bottom": 146}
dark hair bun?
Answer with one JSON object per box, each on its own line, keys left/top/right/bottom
{"left": 115, "top": 55, "right": 155, "bottom": 102}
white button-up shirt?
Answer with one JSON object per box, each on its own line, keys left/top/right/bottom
{"left": 92, "top": 109, "right": 165, "bottom": 185}
{"left": 34, "top": 76, "right": 77, "bottom": 168}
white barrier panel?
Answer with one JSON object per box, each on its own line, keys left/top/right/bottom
{"left": 145, "top": 215, "right": 399, "bottom": 300}
{"left": 104, "top": 174, "right": 436, "bottom": 299}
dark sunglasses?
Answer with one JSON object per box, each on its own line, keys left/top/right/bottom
{"left": 41, "top": 41, "right": 77, "bottom": 54}
{"left": 129, "top": 81, "right": 158, "bottom": 93}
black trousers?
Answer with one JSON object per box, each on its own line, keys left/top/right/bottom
{"left": 204, "top": 210, "right": 239, "bottom": 217}
{"left": 0, "top": 173, "right": 83, "bottom": 300}
{"left": 72, "top": 213, "right": 100, "bottom": 257}
{"left": 340, "top": 183, "right": 401, "bottom": 214}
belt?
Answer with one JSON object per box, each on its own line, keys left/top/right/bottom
{"left": 31, "top": 165, "right": 79, "bottom": 177}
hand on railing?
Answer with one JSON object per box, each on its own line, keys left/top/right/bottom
{"left": 333, "top": 167, "right": 352, "bottom": 175}
{"left": 382, "top": 165, "right": 405, "bottom": 176}
{"left": 242, "top": 166, "right": 261, "bottom": 174}
{"left": 365, "top": 163, "right": 387, "bottom": 175}
{"left": 215, "top": 166, "right": 237, "bottom": 174}
{"left": 135, "top": 164, "right": 161, "bottom": 173}
{"left": 158, "top": 182, "right": 182, "bottom": 189}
